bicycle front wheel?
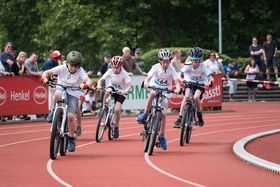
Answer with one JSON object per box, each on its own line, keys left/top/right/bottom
{"left": 186, "top": 105, "right": 194, "bottom": 144}
{"left": 96, "top": 108, "right": 108, "bottom": 142}
{"left": 144, "top": 116, "right": 153, "bottom": 152}
{"left": 148, "top": 111, "right": 162, "bottom": 156}
{"left": 60, "top": 118, "right": 69, "bottom": 156}
{"left": 50, "top": 108, "right": 63, "bottom": 160}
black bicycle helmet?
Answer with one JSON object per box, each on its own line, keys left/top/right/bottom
{"left": 66, "top": 51, "right": 83, "bottom": 67}
{"left": 188, "top": 47, "right": 203, "bottom": 60}
{"left": 158, "top": 49, "right": 173, "bottom": 60}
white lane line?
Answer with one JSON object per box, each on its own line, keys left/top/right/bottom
{"left": 144, "top": 153, "right": 206, "bottom": 187}
{"left": 0, "top": 137, "right": 49, "bottom": 148}
{"left": 233, "top": 129, "right": 280, "bottom": 173}
{"left": 144, "top": 123, "right": 280, "bottom": 187}
{"left": 47, "top": 132, "right": 140, "bottom": 187}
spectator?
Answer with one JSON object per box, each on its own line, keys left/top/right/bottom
{"left": 0, "top": 60, "right": 12, "bottom": 76}
{"left": 0, "top": 42, "right": 16, "bottom": 74}
{"left": 249, "top": 36, "right": 264, "bottom": 76}
{"left": 25, "top": 52, "right": 42, "bottom": 76}
{"left": 97, "top": 51, "right": 112, "bottom": 77}
{"left": 11, "top": 51, "right": 27, "bottom": 76}
{"left": 263, "top": 34, "right": 278, "bottom": 80}
{"left": 171, "top": 49, "right": 182, "bottom": 73}
{"left": 42, "top": 50, "right": 61, "bottom": 71}
{"left": 122, "top": 47, "right": 147, "bottom": 76}
{"left": 203, "top": 51, "right": 224, "bottom": 76}
{"left": 42, "top": 51, "right": 61, "bottom": 122}
{"left": 227, "top": 58, "right": 242, "bottom": 102}
{"left": 244, "top": 59, "right": 260, "bottom": 102}
{"left": 133, "top": 48, "right": 145, "bottom": 71}
{"left": 81, "top": 89, "right": 97, "bottom": 115}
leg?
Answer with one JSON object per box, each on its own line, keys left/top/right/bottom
{"left": 173, "top": 88, "right": 190, "bottom": 128}
{"left": 136, "top": 92, "right": 155, "bottom": 122}
{"left": 193, "top": 90, "right": 204, "bottom": 126}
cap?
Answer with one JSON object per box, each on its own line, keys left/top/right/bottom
{"left": 50, "top": 50, "right": 61, "bottom": 59}
{"left": 103, "top": 51, "right": 112, "bottom": 57}
{"left": 135, "top": 48, "right": 142, "bottom": 53}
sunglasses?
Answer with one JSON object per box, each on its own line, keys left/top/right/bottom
{"left": 210, "top": 54, "right": 216, "bottom": 57}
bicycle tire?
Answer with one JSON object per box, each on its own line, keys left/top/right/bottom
{"left": 144, "top": 116, "right": 153, "bottom": 152}
{"left": 50, "top": 108, "right": 63, "bottom": 160}
{"left": 185, "top": 106, "right": 194, "bottom": 144}
{"left": 96, "top": 108, "right": 107, "bottom": 142}
{"left": 108, "top": 119, "right": 114, "bottom": 140}
{"left": 180, "top": 104, "right": 190, "bottom": 146}
{"left": 60, "top": 118, "right": 68, "bottom": 156}
{"left": 148, "top": 111, "right": 162, "bottom": 156}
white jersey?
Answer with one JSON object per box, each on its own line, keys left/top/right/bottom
{"left": 203, "top": 59, "right": 220, "bottom": 74}
{"left": 148, "top": 63, "right": 179, "bottom": 89}
{"left": 51, "top": 64, "right": 88, "bottom": 98}
{"left": 102, "top": 68, "right": 131, "bottom": 91}
{"left": 82, "top": 94, "right": 95, "bottom": 112}
{"left": 181, "top": 63, "right": 211, "bottom": 84}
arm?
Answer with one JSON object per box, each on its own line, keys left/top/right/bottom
{"left": 244, "top": 65, "right": 250, "bottom": 74}
{"left": 135, "top": 63, "right": 147, "bottom": 76}
{"left": 143, "top": 75, "right": 152, "bottom": 88}
{"left": 174, "top": 79, "right": 180, "bottom": 94}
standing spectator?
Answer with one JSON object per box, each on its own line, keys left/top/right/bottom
{"left": 263, "top": 34, "right": 278, "bottom": 80}
{"left": 97, "top": 51, "right": 112, "bottom": 77}
{"left": 171, "top": 49, "right": 182, "bottom": 73}
{"left": 25, "top": 52, "right": 42, "bottom": 76}
{"left": 227, "top": 58, "right": 242, "bottom": 102}
{"left": 42, "top": 50, "right": 61, "bottom": 71}
{"left": 249, "top": 36, "right": 264, "bottom": 75}
{"left": 42, "top": 51, "right": 61, "bottom": 122}
{"left": 203, "top": 51, "right": 224, "bottom": 75}
{"left": 11, "top": 51, "right": 27, "bottom": 76}
{"left": 133, "top": 48, "right": 145, "bottom": 71}
{"left": 244, "top": 59, "right": 260, "bottom": 102}
{"left": 0, "top": 42, "right": 16, "bottom": 74}
{"left": 122, "top": 47, "right": 147, "bottom": 76}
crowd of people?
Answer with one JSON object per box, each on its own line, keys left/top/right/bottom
{"left": 0, "top": 33, "right": 278, "bottom": 123}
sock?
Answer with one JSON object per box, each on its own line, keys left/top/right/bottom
{"left": 178, "top": 115, "right": 182, "bottom": 121}
{"left": 159, "top": 133, "right": 164, "bottom": 138}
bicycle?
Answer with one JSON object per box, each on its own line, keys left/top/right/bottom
{"left": 138, "top": 86, "right": 174, "bottom": 156}
{"left": 179, "top": 81, "right": 205, "bottom": 146}
{"left": 48, "top": 81, "right": 84, "bottom": 160}
{"left": 95, "top": 89, "right": 125, "bottom": 142}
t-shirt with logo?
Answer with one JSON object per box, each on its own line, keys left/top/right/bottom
{"left": 181, "top": 63, "right": 211, "bottom": 84}
{"left": 148, "top": 63, "right": 179, "bottom": 90}
{"left": 51, "top": 64, "right": 89, "bottom": 98}
{"left": 101, "top": 68, "right": 131, "bottom": 91}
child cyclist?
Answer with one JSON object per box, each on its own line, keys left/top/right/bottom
{"left": 136, "top": 49, "right": 181, "bottom": 150}
{"left": 97, "top": 56, "right": 132, "bottom": 139}
{"left": 41, "top": 51, "right": 93, "bottom": 152}
{"left": 172, "top": 47, "right": 214, "bottom": 128}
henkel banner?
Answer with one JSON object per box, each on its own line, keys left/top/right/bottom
{"left": 0, "top": 76, "right": 48, "bottom": 115}
{"left": 169, "top": 75, "right": 222, "bottom": 108}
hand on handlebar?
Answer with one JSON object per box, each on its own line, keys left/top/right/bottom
{"left": 40, "top": 77, "right": 49, "bottom": 84}
{"left": 79, "top": 83, "right": 88, "bottom": 90}
{"left": 174, "top": 88, "right": 180, "bottom": 94}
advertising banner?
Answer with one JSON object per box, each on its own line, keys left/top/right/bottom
{"left": 0, "top": 76, "right": 48, "bottom": 115}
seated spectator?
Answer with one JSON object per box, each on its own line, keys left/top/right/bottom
{"left": 82, "top": 89, "right": 97, "bottom": 115}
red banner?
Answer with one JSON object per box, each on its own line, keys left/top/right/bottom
{"left": 168, "top": 75, "right": 222, "bottom": 108}
{"left": 0, "top": 76, "right": 48, "bottom": 115}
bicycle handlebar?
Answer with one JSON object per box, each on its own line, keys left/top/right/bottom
{"left": 97, "top": 88, "right": 127, "bottom": 95}
{"left": 47, "top": 81, "right": 82, "bottom": 90}
{"left": 146, "top": 86, "right": 175, "bottom": 94}
{"left": 183, "top": 80, "right": 212, "bottom": 89}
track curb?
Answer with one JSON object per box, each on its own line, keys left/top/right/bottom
{"left": 233, "top": 129, "right": 280, "bottom": 174}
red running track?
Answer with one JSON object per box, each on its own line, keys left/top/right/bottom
{"left": 0, "top": 102, "right": 279, "bottom": 187}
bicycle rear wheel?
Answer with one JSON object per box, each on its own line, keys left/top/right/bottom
{"left": 96, "top": 108, "right": 108, "bottom": 142}
{"left": 148, "top": 111, "right": 162, "bottom": 156}
{"left": 108, "top": 119, "right": 114, "bottom": 140}
{"left": 50, "top": 108, "right": 63, "bottom": 160}
{"left": 60, "top": 118, "right": 68, "bottom": 156}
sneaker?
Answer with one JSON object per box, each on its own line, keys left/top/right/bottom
{"left": 22, "top": 115, "right": 31, "bottom": 120}
{"left": 197, "top": 113, "right": 204, "bottom": 127}
{"left": 47, "top": 110, "right": 54, "bottom": 123}
{"left": 159, "top": 136, "right": 167, "bottom": 150}
{"left": 136, "top": 112, "right": 147, "bottom": 123}
{"left": 75, "top": 125, "right": 82, "bottom": 137}
{"left": 68, "top": 138, "right": 76, "bottom": 152}
{"left": 113, "top": 127, "right": 119, "bottom": 139}
{"left": 172, "top": 119, "right": 181, "bottom": 128}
